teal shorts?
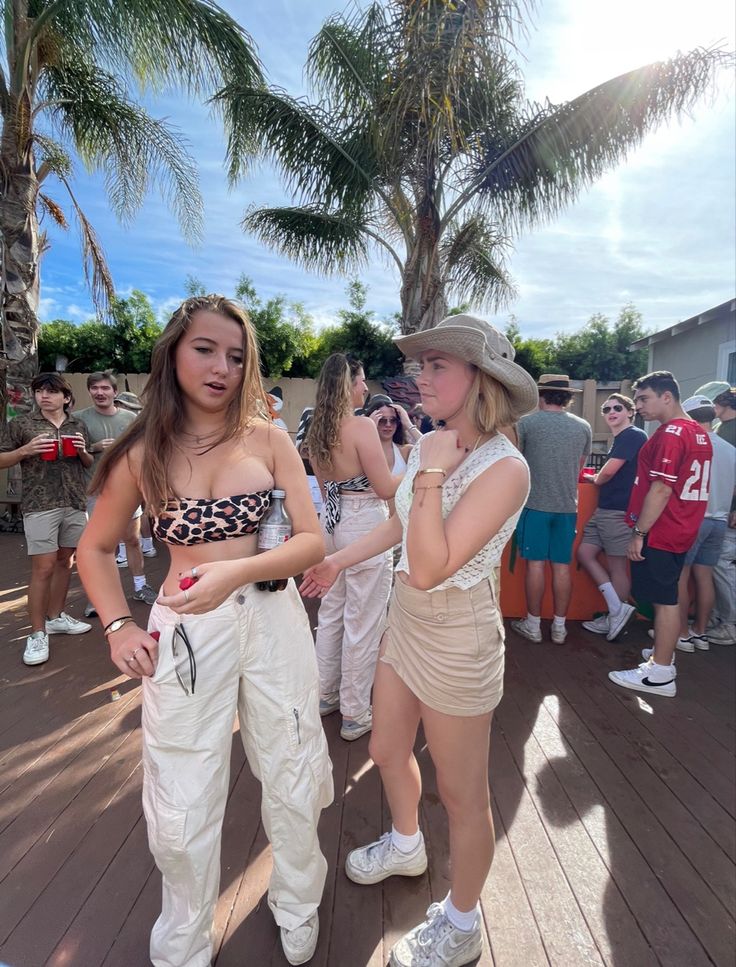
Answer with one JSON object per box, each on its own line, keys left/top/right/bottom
{"left": 516, "top": 508, "right": 577, "bottom": 564}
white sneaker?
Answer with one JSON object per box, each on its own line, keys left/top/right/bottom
{"left": 551, "top": 623, "right": 567, "bottom": 645}
{"left": 45, "top": 612, "right": 92, "bottom": 635}
{"left": 606, "top": 603, "right": 636, "bottom": 641}
{"left": 582, "top": 614, "right": 610, "bottom": 635}
{"left": 688, "top": 629, "right": 710, "bottom": 651}
{"left": 115, "top": 554, "right": 128, "bottom": 568}
{"left": 609, "top": 660, "right": 676, "bottom": 697}
{"left": 510, "top": 618, "right": 542, "bottom": 643}
{"left": 141, "top": 545, "right": 158, "bottom": 558}
{"left": 280, "top": 912, "right": 318, "bottom": 966}
{"left": 707, "top": 623, "right": 736, "bottom": 646}
{"left": 319, "top": 694, "right": 340, "bottom": 717}
{"left": 23, "top": 632, "right": 49, "bottom": 666}
{"left": 346, "top": 831, "right": 428, "bottom": 885}
{"left": 340, "top": 708, "right": 372, "bottom": 741}
{"left": 390, "top": 903, "right": 482, "bottom": 967}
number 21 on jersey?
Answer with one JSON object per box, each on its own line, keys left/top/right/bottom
{"left": 681, "top": 459, "right": 711, "bottom": 501}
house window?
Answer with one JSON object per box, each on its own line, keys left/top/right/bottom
{"left": 717, "top": 339, "right": 736, "bottom": 383}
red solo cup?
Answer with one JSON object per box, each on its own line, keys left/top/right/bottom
{"left": 579, "top": 466, "right": 596, "bottom": 483}
{"left": 41, "top": 439, "right": 59, "bottom": 461}
{"left": 179, "top": 576, "right": 198, "bottom": 591}
{"left": 61, "top": 435, "right": 78, "bottom": 457}
{"left": 149, "top": 631, "right": 161, "bottom": 642}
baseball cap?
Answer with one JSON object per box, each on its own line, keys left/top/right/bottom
{"left": 682, "top": 395, "right": 715, "bottom": 413}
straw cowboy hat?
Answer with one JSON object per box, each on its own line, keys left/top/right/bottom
{"left": 393, "top": 314, "right": 538, "bottom": 419}
{"left": 536, "top": 374, "right": 582, "bottom": 393}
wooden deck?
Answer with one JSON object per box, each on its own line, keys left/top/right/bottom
{"left": 0, "top": 531, "right": 733, "bottom": 967}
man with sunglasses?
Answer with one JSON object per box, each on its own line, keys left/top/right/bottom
{"left": 609, "top": 372, "right": 712, "bottom": 697}
{"left": 579, "top": 394, "right": 646, "bottom": 640}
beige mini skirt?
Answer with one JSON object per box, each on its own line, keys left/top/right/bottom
{"left": 381, "top": 575, "right": 505, "bottom": 717}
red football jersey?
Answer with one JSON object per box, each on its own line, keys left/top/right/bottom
{"left": 626, "top": 419, "right": 713, "bottom": 552}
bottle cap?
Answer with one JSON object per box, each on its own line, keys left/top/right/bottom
{"left": 271, "top": 489, "right": 286, "bottom": 498}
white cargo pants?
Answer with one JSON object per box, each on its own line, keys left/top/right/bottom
{"left": 713, "top": 526, "right": 736, "bottom": 623}
{"left": 143, "top": 580, "right": 333, "bottom": 967}
{"left": 315, "top": 494, "right": 393, "bottom": 719}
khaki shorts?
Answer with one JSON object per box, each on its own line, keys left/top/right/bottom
{"left": 581, "top": 508, "right": 630, "bottom": 557}
{"left": 24, "top": 507, "right": 88, "bottom": 555}
{"left": 381, "top": 576, "right": 505, "bottom": 716}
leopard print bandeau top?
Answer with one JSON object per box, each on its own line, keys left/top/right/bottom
{"left": 152, "top": 491, "right": 271, "bottom": 546}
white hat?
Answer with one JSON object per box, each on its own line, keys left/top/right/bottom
{"left": 682, "top": 395, "right": 715, "bottom": 413}
{"left": 394, "top": 314, "right": 538, "bottom": 420}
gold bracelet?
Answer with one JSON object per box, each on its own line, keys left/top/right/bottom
{"left": 416, "top": 468, "right": 446, "bottom": 477}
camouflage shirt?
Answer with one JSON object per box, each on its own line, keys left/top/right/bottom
{"left": 0, "top": 412, "right": 91, "bottom": 513}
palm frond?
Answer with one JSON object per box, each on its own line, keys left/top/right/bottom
{"left": 42, "top": 58, "right": 202, "bottom": 240}
{"left": 38, "top": 192, "right": 68, "bottom": 229}
{"left": 215, "top": 85, "right": 379, "bottom": 213}
{"left": 31, "top": 0, "right": 262, "bottom": 98}
{"left": 243, "top": 205, "right": 370, "bottom": 275}
{"left": 441, "top": 215, "right": 516, "bottom": 309}
{"left": 306, "top": 4, "right": 389, "bottom": 116}
{"left": 32, "top": 133, "right": 73, "bottom": 182}
{"left": 56, "top": 173, "right": 115, "bottom": 316}
{"left": 464, "top": 47, "right": 732, "bottom": 231}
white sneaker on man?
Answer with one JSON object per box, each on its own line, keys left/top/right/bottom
{"left": 609, "top": 660, "right": 676, "bottom": 697}
{"left": 707, "top": 623, "right": 736, "bottom": 645}
{"left": 340, "top": 707, "right": 372, "bottom": 741}
{"left": 141, "top": 544, "right": 158, "bottom": 558}
{"left": 676, "top": 629, "right": 710, "bottom": 653}
{"left": 606, "top": 603, "right": 636, "bottom": 641}
{"left": 582, "top": 614, "right": 610, "bottom": 635}
{"left": 45, "top": 612, "right": 92, "bottom": 635}
{"left": 346, "top": 831, "right": 427, "bottom": 885}
{"left": 115, "top": 554, "right": 128, "bottom": 568}
{"left": 23, "top": 632, "right": 50, "bottom": 666}
{"left": 280, "top": 912, "right": 319, "bottom": 966}
{"left": 510, "top": 618, "right": 542, "bottom": 643}
{"left": 390, "top": 903, "right": 482, "bottom": 967}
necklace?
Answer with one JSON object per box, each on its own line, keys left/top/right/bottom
{"left": 463, "top": 434, "right": 483, "bottom": 454}
{"left": 180, "top": 428, "right": 221, "bottom": 446}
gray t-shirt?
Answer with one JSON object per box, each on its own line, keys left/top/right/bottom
{"left": 75, "top": 406, "right": 136, "bottom": 480}
{"left": 517, "top": 409, "right": 592, "bottom": 513}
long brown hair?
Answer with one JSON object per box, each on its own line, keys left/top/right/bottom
{"left": 91, "top": 295, "right": 269, "bottom": 510}
{"left": 306, "top": 353, "right": 356, "bottom": 472}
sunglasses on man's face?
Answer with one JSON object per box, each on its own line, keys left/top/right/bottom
{"left": 602, "top": 404, "right": 625, "bottom": 414}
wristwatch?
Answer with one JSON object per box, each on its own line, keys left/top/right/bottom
{"left": 633, "top": 526, "right": 648, "bottom": 538}
{"left": 104, "top": 617, "right": 133, "bottom": 637}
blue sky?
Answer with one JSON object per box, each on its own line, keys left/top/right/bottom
{"left": 38, "top": 0, "right": 735, "bottom": 340}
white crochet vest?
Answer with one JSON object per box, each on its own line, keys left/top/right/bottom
{"left": 395, "top": 432, "right": 529, "bottom": 591}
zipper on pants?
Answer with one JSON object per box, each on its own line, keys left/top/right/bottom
{"left": 293, "top": 708, "right": 301, "bottom": 744}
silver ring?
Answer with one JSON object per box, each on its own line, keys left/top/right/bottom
{"left": 125, "top": 655, "right": 134, "bottom": 664}
{"left": 131, "top": 647, "right": 141, "bottom": 660}
{"left": 191, "top": 567, "right": 198, "bottom": 578}
{"left": 183, "top": 589, "right": 190, "bottom": 603}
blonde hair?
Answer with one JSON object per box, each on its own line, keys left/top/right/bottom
{"left": 91, "top": 295, "right": 269, "bottom": 510}
{"left": 464, "top": 368, "right": 517, "bottom": 434}
{"left": 306, "top": 353, "right": 354, "bottom": 472}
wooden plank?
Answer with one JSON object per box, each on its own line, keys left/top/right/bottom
{"left": 509, "top": 640, "right": 730, "bottom": 966}
{"left": 490, "top": 718, "right": 605, "bottom": 967}
{"left": 495, "top": 691, "right": 656, "bottom": 967}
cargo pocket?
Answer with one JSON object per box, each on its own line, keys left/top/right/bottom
{"left": 285, "top": 686, "right": 334, "bottom": 809}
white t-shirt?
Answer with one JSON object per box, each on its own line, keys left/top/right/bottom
{"left": 706, "top": 431, "right": 736, "bottom": 519}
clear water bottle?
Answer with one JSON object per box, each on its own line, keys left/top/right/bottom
{"left": 256, "top": 489, "right": 291, "bottom": 591}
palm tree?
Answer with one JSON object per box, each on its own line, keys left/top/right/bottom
{"left": 218, "top": 0, "right": 730, "bottom": 334}
{"left": 0, "top": 0, "right": 261, "bottom": 409}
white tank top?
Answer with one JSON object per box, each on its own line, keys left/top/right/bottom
{"left": 391, "top": 442, "right": 408, "bottom": 474}
{"left": 394, "top": 432, "right": 529, "bottom": 591}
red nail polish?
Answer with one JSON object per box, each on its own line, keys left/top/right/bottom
{"left": 150, "top": 631, "right": 160, "bottom": 641}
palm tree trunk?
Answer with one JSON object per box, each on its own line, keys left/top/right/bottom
{"left": 0, "top": 151, "right": 41, "bottom": 418}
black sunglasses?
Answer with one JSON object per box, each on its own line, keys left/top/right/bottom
{"left": 601, "top": 404, "right": 625, "bottom": 414}
{"left": 173, "top": 624, "right": 196, "bottom": 695}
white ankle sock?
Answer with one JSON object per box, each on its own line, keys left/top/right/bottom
{"left": 133, "top": 575, "right": 146, "bottom": 592}
{"left": 442, "top": 893, "right": 479, "bottom": 932}
{"left": 526, "top": 613, "right": 541, "bottom": 631}
{"left": 648, "top": 661, "right": 676, "bottom": 681}
{"left": 391, "top": 826, "right": 422, "bottom": 854}
{"left": 117, "top": 543, "right": 127, "bottom": 559}
{"left": 140, "top": 537, "right": 153, "bottom": 552}
{"left": 552, "top": 615, "right": 566, "bottom": 629}
{"left": 598, "top": 582, "right": 622, "bottom": 614}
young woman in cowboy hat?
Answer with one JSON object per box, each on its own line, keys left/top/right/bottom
{"left": 301, "top": 315, "right": 537, "bottom": 967}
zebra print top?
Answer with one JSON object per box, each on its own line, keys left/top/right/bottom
{"left": 323, "top": 474, "right": 372, "bottom": 533}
